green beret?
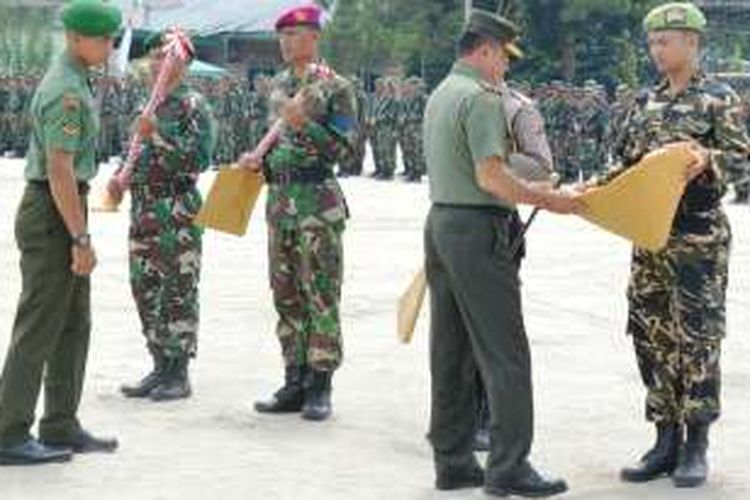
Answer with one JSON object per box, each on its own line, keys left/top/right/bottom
{"left": 62, "top": 0, "right": 122, "bottom": 37}
{"left": 643, "top": 2, "right": 706, "bottom": 34}
{"left": 463, "top": 9, "right": 523, "bottom": 58}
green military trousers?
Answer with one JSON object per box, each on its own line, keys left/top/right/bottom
{"left": 0, "top": 182, "right": 90, "bottom": 446}
{"left": 424, "top": 204, "right": 533, "bottom": 485}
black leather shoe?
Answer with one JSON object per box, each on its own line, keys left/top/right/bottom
{"left": 0, "top": 438, "right": 73, "bottom": 465}
{"left": 672, "top": 424, "right": 709, "bottom": 488}
{"left": 150, "top": 357, "right": 191, "bottom": 402}
{"left": 301, "top": 370, "right": 333, "bottom": 421}
{"left": 485, "top": 466, "right": 568, "bottom": 498}
{"left": 41, "top": 429, "right": 118, "bottom": 454}
{"left": 121, "top": 347, "right": 165, "bottom": 398}
{"left": 255, "top": 366, "right": 306, "bottom": 413}
{"left": 621, "top": 423, "right": 682, "bottom": 482}
{"left": 435, "top": 464, "right": 484, "bottom": 491}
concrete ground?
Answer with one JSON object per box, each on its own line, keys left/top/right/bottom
{"left": 0, "top": 158, "right": 748, "bottom": 500}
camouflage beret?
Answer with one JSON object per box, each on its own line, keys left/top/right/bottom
{"left": 643, "top": 2, "right": 707, "bottom": 34}
{"left": 62, "top": 0, "right": 122, "bottom": 37}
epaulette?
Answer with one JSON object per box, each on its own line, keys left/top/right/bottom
{"left": 701, "top": 78, "right": 738, "bottom": 101}
{"left": 478, "top": 80, "right": 504, "bottom": 97}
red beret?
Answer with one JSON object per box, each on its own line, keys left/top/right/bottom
{"left": 275, "top": 5, "right": 322, "bottom": 31}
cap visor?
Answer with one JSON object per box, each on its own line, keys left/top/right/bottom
{"left": 506, "top": 42, "right": 523, "bottom": 59}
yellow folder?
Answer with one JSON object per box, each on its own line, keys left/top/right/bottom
{"left": 194, "top": 168, "right": 265, "bottom": 236}
{"left": 397, "top": 268, "right": 427, "bottom": 344}
{"left": 577, "top": 145, "right": 692, "bottom": 251}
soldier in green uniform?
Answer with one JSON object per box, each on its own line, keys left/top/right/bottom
{"left": 592, "top": 3, "right": 750, "bottom": 488}
{"left": 240, "top": 5, "right": 356, "bottom": 422}
{"left": 422, "top": 9, "right": 579, "bottom": 497}
{"left": 0, "top": 0, "right": 121, "bottom": 466}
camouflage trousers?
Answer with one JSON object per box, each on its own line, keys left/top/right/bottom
{"left": 129, "top": 190, "right": 203, "bottom": 359}
{"left": 339, "top": 128, "right": 366, "bottom": 175}
{"left": 399, "top": 123, "right": 425, "bottom": 176}
{"left": 578, "top": 139, "right": 601, "bottom": 181}
{"left": 627, "top": 210, "right": 730, "bottom": 425}
{"left": 269, "top": 222, "right": 344, "bottom": 372}
{"left": 371, "top": 126, "right": 398, "bottom": 176}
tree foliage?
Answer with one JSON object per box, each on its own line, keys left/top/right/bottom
{"left": 320, "top": 0, "right": 750, "bottom": 89}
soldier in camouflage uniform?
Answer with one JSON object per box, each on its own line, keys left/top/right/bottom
{"left": 119, "top": 31, "right": 217, "bottom": 402}
{"left": 734, "top": 100, "right": 750, "bottom": 203}
{"left": 338, "top": 75, "right": 367, "bottom": 177}
{"left": 5, "top": 77, "right": 24, "bottom": 156}
{"left": 240, "top": 5, "right": 356, "bottom": 422}
{"left": 398, "top": 76, "right": 427, "bottom": 182}
{"left": 606, "top": 83, "right": 635, "bottom": 164}
{"left": 0, "top": 77, "right": 11, "bottom": 154}
{"left": 96, "top": 76, "right": 122, "bottom": 162}
{"left": 371, "top": 77, "right": 399, "bottom": 179}
{"left": 248, "top": 74, "right": 271, "bottom": 154}
{"left": 596, "top": 3, "right": 750, "bottom": 488}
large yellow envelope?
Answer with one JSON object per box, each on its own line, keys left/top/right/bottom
{"left": 194, "top": 168, "right": 265, "bottom": 236}
{"left": 397, "top": 268, "right": 427, "bottom": 344}
{"left": 577, "top": 146, "right": 692, "bottom": 251}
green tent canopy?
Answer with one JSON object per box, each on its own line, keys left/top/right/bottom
{"left": 189, "top": 59, "right": 228, "bottom": 78}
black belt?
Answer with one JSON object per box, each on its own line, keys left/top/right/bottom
{"left": 266, "top": 167, "right": 333, "bottom": 186}
{"left": 433, "top": 203, "right": 514, "bottom": 217}
{"left": 28, "top": 180, "right": 90, "bottom": 195}
{"left": 131, "top": 178, "right": 195, "bottom": 198}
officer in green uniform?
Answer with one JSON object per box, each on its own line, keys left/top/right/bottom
{"left": 0, "top": 0, "right": 121, "bottom": 466}
{"left": 422, "top": 9, "right": 580, "bottom": 497}
{"left": 596, "top": 3, "right": 750, "bottom": 489}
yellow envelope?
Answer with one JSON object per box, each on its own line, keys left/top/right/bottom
{"left": 397, "top": 268, "right": 427, "bottom": 344}
{"left": 194, "top": 168, "right": 265, "bottom": 236}
{"left": 577, "top": 145, "right": 692, "bottom": 251}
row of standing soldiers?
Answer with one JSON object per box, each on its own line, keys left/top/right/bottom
{"left": 1, "top": 74, "right": 748, "bottom": 200}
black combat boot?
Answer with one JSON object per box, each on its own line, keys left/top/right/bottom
{"left": 621, "top": 423, "right": 683, "bottom": 482}
{"left": 672, "top": 424, "right": 709, "bottom": 488}
{"left": 149, "top": 356, "right": 192, "bottom": 402}
{"left": 301, "top": 370, "right": 332, "bottom": 421}
{"left": 255, "top": 365, "right": 307, "bottom": 413}
{"left": 120, "top": 346, "right": 165, "bottom": 398}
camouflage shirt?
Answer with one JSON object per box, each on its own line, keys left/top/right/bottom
{"left": 132, "top": 83, "right": 217, "bottom": 186}
{"left": 265, "top": 66, "right": 356, "bottom": 230}
{"left": 612, "top": 72, "right": 750, "bottom": 234}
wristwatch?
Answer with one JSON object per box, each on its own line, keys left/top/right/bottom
{"left": 72, "top": 233, "right": 91, "bottom": 248}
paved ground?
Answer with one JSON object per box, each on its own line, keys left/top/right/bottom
{"left": 0, "top": 158, "right": 748, "bottom": 500}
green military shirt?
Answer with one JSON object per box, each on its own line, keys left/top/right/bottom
{"left": 24, "top": 52, "right": 99, "bottom": 182}
{"left": 423, "top": 61, "right": 510, "bottom": 208}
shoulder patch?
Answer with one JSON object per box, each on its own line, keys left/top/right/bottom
{"left": 701, "top": 79, "right": 738, "bottom": 101}
{"left": 478, "top": 80, "right": 503, "bottom": 96}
